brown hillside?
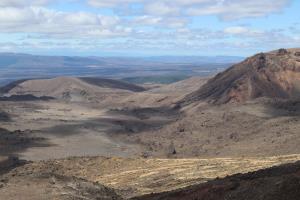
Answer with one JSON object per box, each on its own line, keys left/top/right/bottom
{"left": 4, "top": 77, "right": 144, "bottom": 103}
{"left": 180, "top": 48, "right": 300, "bottom": 105}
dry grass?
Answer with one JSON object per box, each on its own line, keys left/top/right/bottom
{"left": 21, "top": 154, "right": 300, "bottom": 198}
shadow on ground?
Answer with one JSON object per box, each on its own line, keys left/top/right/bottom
{"left": 0, "top": 95, "right": 54, "bottom": 102}
{"left": 42, "top": 106, "right": 181, "bottom": 137}
{"left": 133, "top": 160, "right": 300, "bottom": 200}
{"left": 0, "top": 156, "right": 28, "bottom": 176}
{"left": 0, "top": 128, "right": 50, "bottom": 157}
{"left": 0, "top": 111, "right": 11, "bottom": 122}
{"left": 267, "top": 98, "right": 300, "bottom": 116}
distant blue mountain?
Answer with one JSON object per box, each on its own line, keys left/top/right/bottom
{"left": 0, "top": 53, "right": 244, "bottom": 85}
{"left": 143, "top": 56, "right": 244, "bottom": 64}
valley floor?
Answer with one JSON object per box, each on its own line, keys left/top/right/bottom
{"left": 1, "top": 75, "right": 300, "bottom": 199}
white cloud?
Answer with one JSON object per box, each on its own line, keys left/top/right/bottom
{"left": 0, "top": 6, "right": 126, "bottom": 38}
{"left": 62, "top": 12, "right": 101, "bottom": 25}
{"left": 0, "top": 7, "right": 40, "bottom": 24}
{"left": 0, "top": 0, "right": 296, "bottom": 55}
{"left": 87, "top": 0, "right": 143, "bottom": 8}
{"left": 87, "top": 0, "right": 213, "bottom": 8}
{"left": 224, "top": 26, "right": 264, "bottom": 38}
{"left": 132, "top": 16, "right": 188, "bottom": 28}
{"left": 88, "top": 0, "right": 290, "bottom": 20}
{"left": 144, "top": 2, "right": 179, "bottom": 16}
{"left": 224, "top": 26, "right": 249, "bottom": 34}
{"left": 186, "top": 0, "right": 291, "bottom": 20}
{"left": 133, "top": 16, "right": 162, "bottom": 26}
{"left": 0, "top": 0, "right": 50, "bottom": 7}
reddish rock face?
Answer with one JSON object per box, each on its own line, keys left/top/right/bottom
{"left": 180, "top": 48, "right": 300, "bottom": 105}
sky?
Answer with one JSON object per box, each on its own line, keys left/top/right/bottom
{"left": 0, "top": 0, "right": 299, "bottom": 57}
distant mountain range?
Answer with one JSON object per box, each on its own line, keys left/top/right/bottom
{"left": 0, "top": 53, "right": 244, "bottom": 85}
{"left": 142, "top": 56, "right": 245, "bottom": 64}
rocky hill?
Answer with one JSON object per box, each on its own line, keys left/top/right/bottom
{"left": 180, "top": 48, "right": 300, "bottom": 105}
{"left": 1, "top": 77, "right": 145, "bottom": 103}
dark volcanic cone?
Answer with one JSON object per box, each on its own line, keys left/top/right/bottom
{"left": 179, "top": 48, "right": 300, "bottom": 105}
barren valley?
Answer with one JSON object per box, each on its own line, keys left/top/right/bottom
{"left": 1, "top": 48, "right": 300, "bottom": 199}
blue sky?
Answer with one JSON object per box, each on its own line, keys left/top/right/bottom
{"left": 0, "top": 0, "right": 299, "bottom": 57}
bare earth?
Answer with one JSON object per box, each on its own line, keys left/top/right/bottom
{"left": 1, "top": 49, "right": 300, "bottom": 200}
{"left": 1, "top": 155, "right": 300, "bottom": 199}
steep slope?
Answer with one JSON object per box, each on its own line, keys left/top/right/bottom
{"left": 133, "top": 161, "right": 300, "bottom": 200}
{"left": 0, "top": 79, "right": 28, "bottom": 94}
{"left": 180, "top": 48, "right": 300, "bottom": 105}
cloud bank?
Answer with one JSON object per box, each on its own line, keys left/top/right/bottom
{"left": 0, "top": 0, "right": 297, "bottom": 56}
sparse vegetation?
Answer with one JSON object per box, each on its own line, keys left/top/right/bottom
{"left": 1, "top": 48, "right": 300, "bottom": 199}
